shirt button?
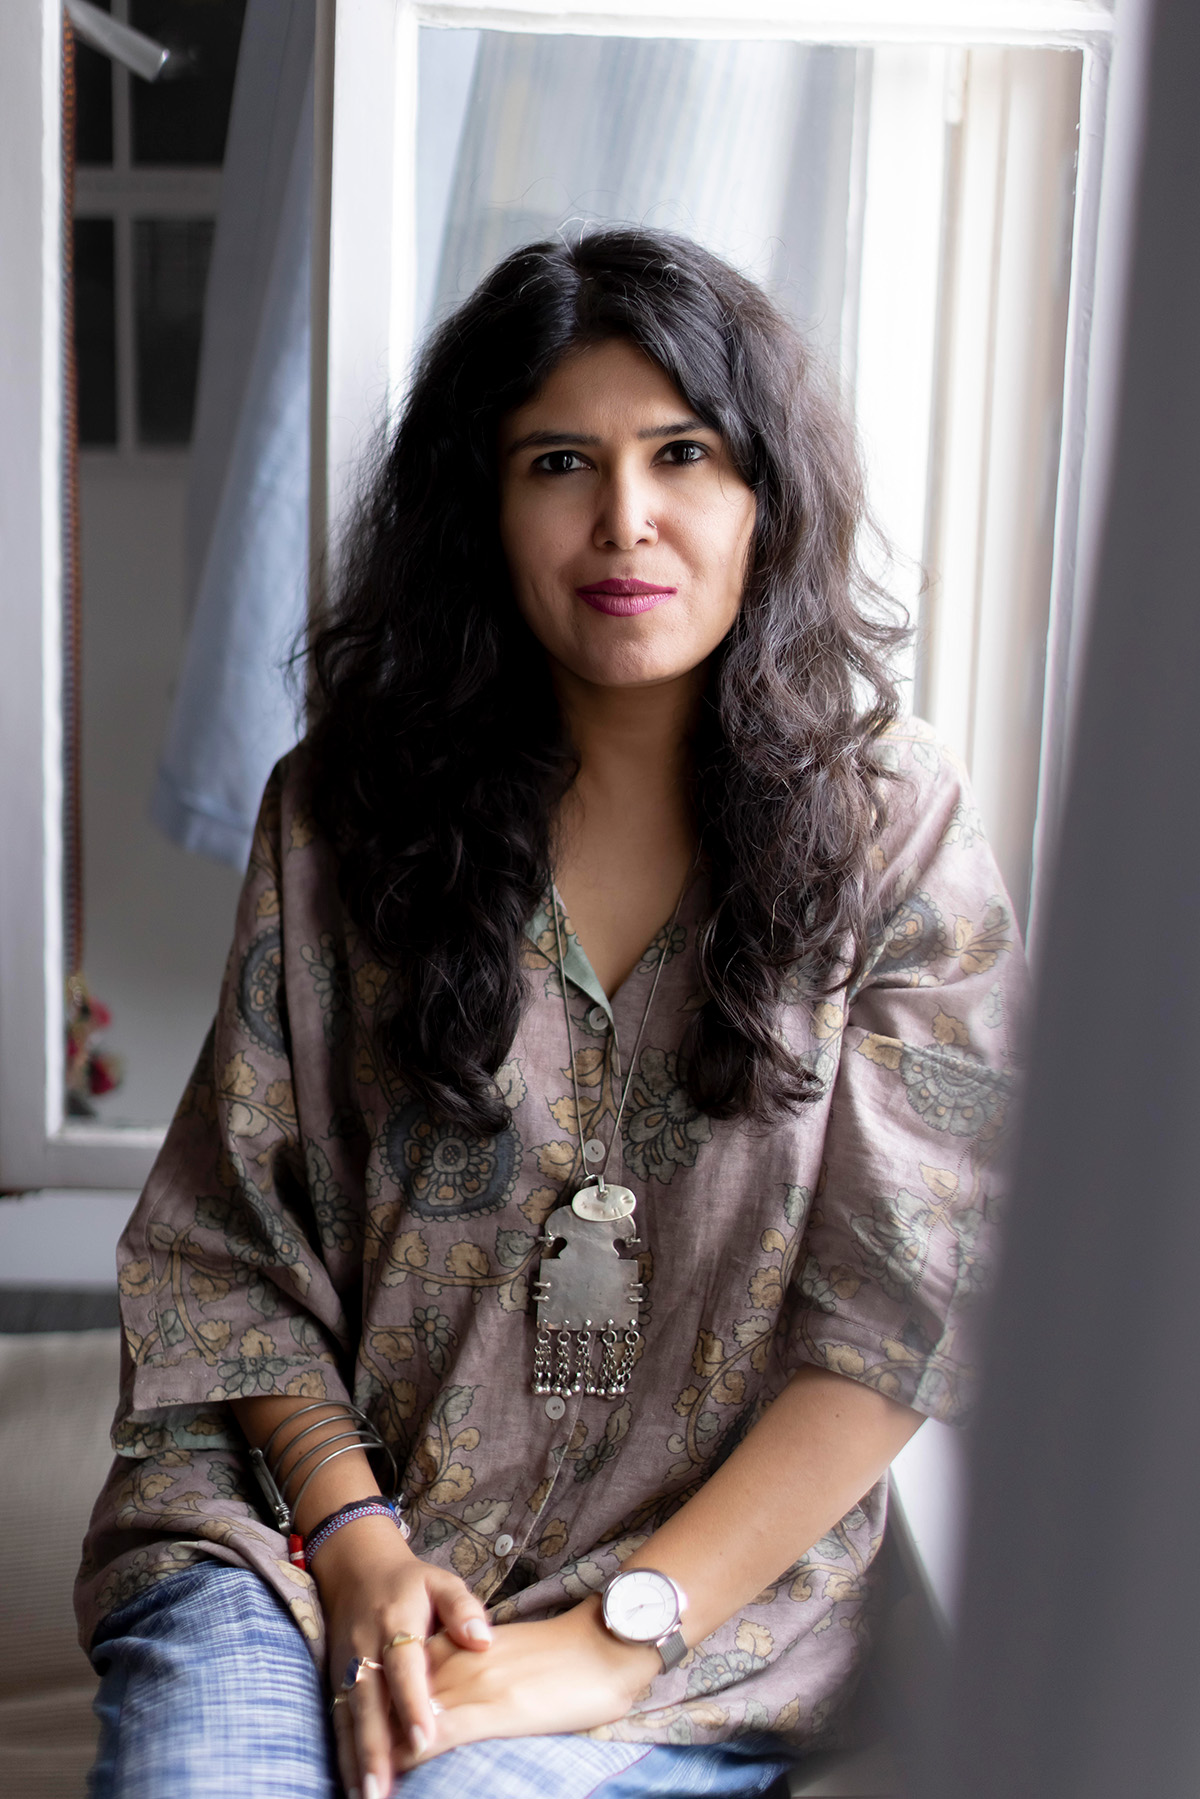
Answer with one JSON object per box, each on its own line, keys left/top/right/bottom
{"left": 494, "top": 1534, "right": 515, "bottom": 1557}
{"left": 544, "top": 1395, "right": 566, "bottom": 1420}
{"left": 586, "top": 1005, "right": 608, "bottom": 1033}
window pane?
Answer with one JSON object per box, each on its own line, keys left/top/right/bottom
{"left": 418, "top": 32, "right": 859, "bottom": 362}
{"left": 133, "top": 217, "right": 214, "bottom": 445}
{"left": 130, "top": 0, "right": 246, "bottom": 165}
{"left": 74, "top": 1, "right": 114, "bottom": 167}
{"left": 74, "top": 218, "right": 118, "bottom": 446}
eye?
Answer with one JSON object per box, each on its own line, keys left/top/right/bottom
{"left": 657, "top": 440, "right": 709, "bottom": 465}
{"left": 533, "top": 450, "right": 591, "bottom": 474}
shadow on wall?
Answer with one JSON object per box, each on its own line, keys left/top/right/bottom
{"left": 920, "top": 2, "right": 1200, "bottom": 1795}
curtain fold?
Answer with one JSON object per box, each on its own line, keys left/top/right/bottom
{"left": 151, "top": 0, "right": 313, "bottom": 868}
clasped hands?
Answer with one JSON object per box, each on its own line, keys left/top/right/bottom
{"left": 320, "top": 1517, "right": 657, "bottom": 1799}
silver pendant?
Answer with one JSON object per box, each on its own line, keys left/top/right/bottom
{"left": 571, "top": 1182, "right": 636, "bottom": 1222}
{"left": 531, "top": 1192, "right": 643, "bottom": 1400}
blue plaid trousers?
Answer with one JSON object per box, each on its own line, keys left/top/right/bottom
{"left": 88, "top": 1563, "right": 795, "bottom": 1799}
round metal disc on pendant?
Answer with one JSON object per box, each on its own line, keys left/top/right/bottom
{"left": 545, "top": 1396, "right": 566, "bottom": 1419}
{"left": 572, "top": 1183, "right": 636, "bottom": 1222}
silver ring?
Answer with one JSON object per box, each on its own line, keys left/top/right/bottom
{"left": 342, "top": 1656, "right": 384, "bottom": 1690}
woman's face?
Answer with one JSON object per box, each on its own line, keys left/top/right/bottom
{"left": 498, "top": 339, "right": 757, "bottom": 693}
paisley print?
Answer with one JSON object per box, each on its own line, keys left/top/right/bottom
{"left": 382, "top": 1101, "right": 522, "bottom": 1222}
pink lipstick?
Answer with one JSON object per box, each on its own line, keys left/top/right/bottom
{"left": 575, "top": 577, "right": 678, "bottom": 617}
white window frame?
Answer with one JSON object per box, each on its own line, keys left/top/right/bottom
{"left": 317, "top": 0, "right": 1116, "bottom": 922}
{"left": 0, "top": 0, "right": 1115, "bottom": 1194}
{"left": 69, "top": 0, "right": 224, "bottom": 466}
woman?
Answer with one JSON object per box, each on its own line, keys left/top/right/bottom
{"left": 78, "top": 230, "right": 1022, "bottom": 1799}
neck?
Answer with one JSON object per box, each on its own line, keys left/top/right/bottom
{"left": 549, "top": 663, "right": 705, "bottom": 996}
{"left": 553, "top": 663, "right": 703, "bottom": 838}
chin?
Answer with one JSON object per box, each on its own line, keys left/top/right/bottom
{"left": 563, "top": 619, "right": 714, "bottom": 689}
{"left": 571, "top": 648, "right": 699, "bottom": 690}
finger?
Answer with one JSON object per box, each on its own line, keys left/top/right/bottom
{"left": 429, "top": 1569, "right": 492, "bottom": 1652}
{"left": 392, "top": 1698, "right": 510, "bottom": 1771}
{"left": 330, "top": 1693, "right": 360, "bottom": 1799}
{"left": 423, "top": 1631, "right": 457, "bottom": 1672}
{"left": 349, "top": 1669, "right": 396, "bottom": 1799}
{"left": 382, "top": 1630, "right": 436, "bottom": 1757}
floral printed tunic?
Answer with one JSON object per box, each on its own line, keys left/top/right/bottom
{"left": 76, "top": 720, "right": 1023, "bottom": 1749}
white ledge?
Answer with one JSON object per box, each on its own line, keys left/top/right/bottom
{"left": 415, "top": 0, "right": 1115, "bottom": 47}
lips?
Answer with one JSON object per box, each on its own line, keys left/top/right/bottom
{"left": 575, "top": 577, "right": 678, "bottom": 617}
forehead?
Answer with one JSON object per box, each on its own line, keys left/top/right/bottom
{"left": 499, "top": 339, "right": 700, "bottom": 444}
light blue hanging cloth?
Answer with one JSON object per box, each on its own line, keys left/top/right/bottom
{"left": 150, "top": 0, "right": 313, "bottom": 869}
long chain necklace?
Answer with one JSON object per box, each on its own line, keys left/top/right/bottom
{"left": 531, "top": 864, "right": 694, "bottom": 1403}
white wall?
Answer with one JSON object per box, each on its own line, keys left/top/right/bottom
{"left": 0, "top": 1189, "right": 136, "bottom": 1285}
{"left": 78, "top": 458, "right": 242, "bottom": 1127}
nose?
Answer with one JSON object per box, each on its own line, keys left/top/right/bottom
{"left": 593, "top": 465, "right": 658, "bottom": 551}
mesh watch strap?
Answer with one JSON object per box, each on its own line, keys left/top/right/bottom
{"left": 657, "top": 1627, "right": 688, "bottom": 1673}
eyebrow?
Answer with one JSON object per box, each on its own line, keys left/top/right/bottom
{"left": 504, "top": 418, "right": 711, "bottom": 457}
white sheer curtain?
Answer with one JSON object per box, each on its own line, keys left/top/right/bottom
{"left": 427, "top": 32, "right": 856, "bottom": 353}
{"left": 156, "top": 23, "right": 858, "bottom": 868}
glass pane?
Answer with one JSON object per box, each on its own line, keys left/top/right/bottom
{"left": 131, "top": 0, "right": 246, "bottom": 165}
{"left": 74, "top": 4, "right": 114, "bottom": 166}
{"left": 417, "top": 32, "right": 860, "bottom": 365}
{"left": 74, "top": 218, "right": 118, "bottom": 447}
{"left": 133, "top": 217, "right": 214, "bottom": 445}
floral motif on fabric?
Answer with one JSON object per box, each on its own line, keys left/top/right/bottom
{"left": 236, "top": 925, "right": 289, "bottom": 1055}
{"left": 300, "top": 934, "right": 352, "bottom": 1049}
{"left": 622, "top": 1048, "right": 712, "bottom": 1184}
{"left": 898, "top": 1046, "right": 1010, "bottom": 1137}
{"left": 876, "top": 889, "right": 945, "bottom": 978}
{"left": 381, "top": 1101, "right": 522, "bottom": 1222}
{"left": 78, "top": 725, "right": 1026, "bottom": 1756}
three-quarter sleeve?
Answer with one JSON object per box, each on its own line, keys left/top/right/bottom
{"left": 784, "top": 726, "right": 1026, "bottom": 1423}
{"left": 113, "top": 760, "right": 355, "bottom": 1455}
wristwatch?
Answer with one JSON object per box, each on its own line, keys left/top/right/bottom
{"left": 600, "top": 1568, "right": 689, "bottom": 1672}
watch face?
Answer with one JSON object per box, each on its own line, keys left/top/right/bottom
{"left": 603, "top": 1569, "right": 680, "bottom": 1643}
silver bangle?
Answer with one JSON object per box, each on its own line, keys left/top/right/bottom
{"left": 269, "top": 1410, "right": 365, "bottom": 1471}
{"left": 289, "top": 1442, "right": 389, "bottom": 1522}
{"left": 279, "top": 1428, "right": 371, "bottom": 1501}
{"left": 245, "top": 1402, "right": 399, "bottom": 1534}
{"left": 260, "top": 1401, "right": 347, "bottom": 1469}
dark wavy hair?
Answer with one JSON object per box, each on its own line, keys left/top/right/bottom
{"left": 306, "top": 228, "right": 906, "bottom": 1134}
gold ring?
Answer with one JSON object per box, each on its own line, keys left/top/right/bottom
{"left": 384, "top": 1631, "right": 426, "bottom": 1651}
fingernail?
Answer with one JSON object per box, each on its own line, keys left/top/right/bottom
{"left": 363, "top": 1776, "right": 381, "bottom": 1799}
{"left": 411, "top": 1726, "right": 428, "bottom": 1757}
{"left": 430, "top": 1699, "right": 444, "bottom": 1715}
{"left": 463, "top": 1618, "right": 490, "bottom": 1641}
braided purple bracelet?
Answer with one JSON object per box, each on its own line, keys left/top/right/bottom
{"left": 304, "top": 1499, "right": 404, "bottom": 1571}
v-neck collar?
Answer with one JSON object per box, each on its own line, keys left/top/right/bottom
{"left": 523, "top": 872, "right": 705, "bottom": 1030}
{"left": 523, "top": 891, "right": 614, "bottom": 1026}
